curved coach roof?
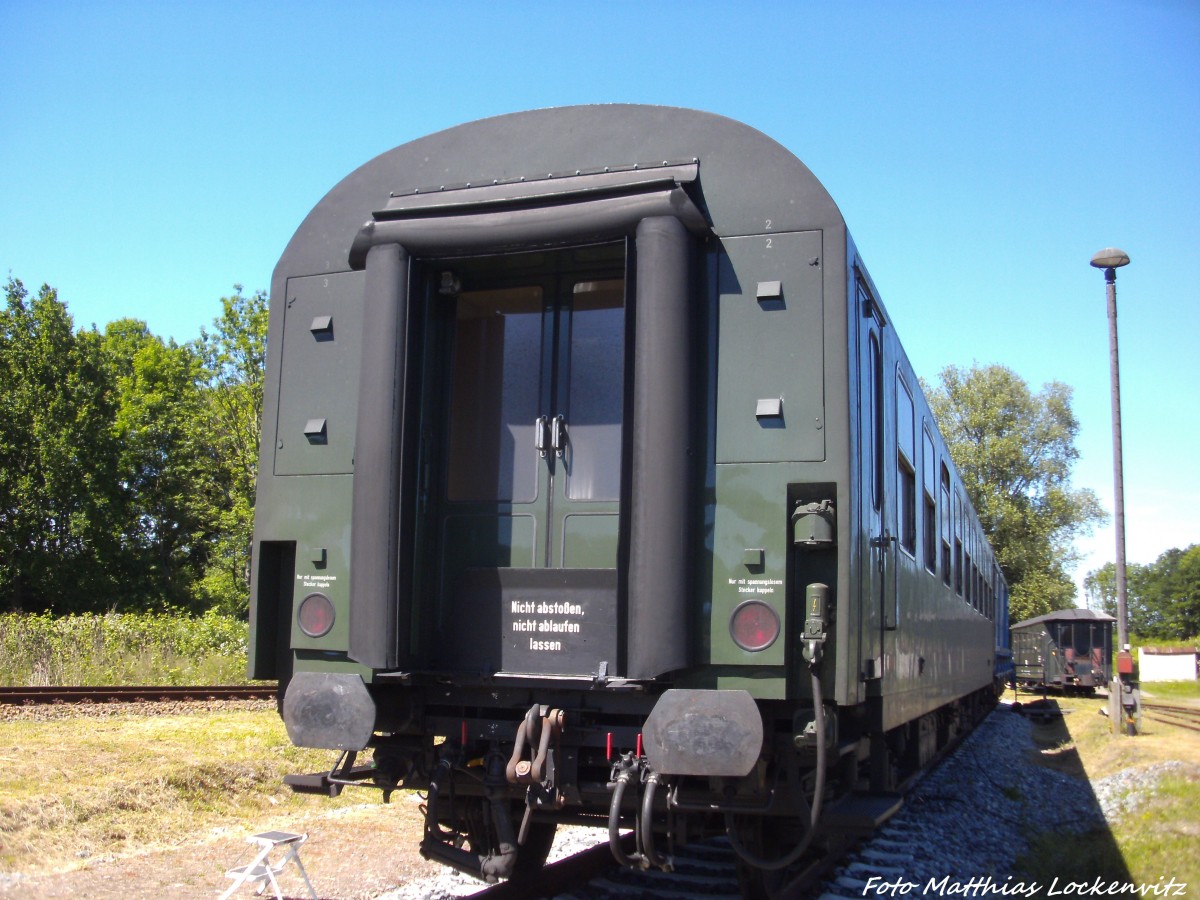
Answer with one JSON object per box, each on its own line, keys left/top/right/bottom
{"left": 275, "top": 104, "right": 845, "bottom": 280}
{"left": 1011, "top": 608, "right": 1117, "bottom": 630}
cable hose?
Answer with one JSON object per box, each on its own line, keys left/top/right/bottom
{"left": 724, "top": 668, "right": 826, "bottom": 871}
{"left": 608, "top": 769, "right": 642, "bottom": 867}
{"left": 640, "top": 772, "right": 670, "bottom": 869}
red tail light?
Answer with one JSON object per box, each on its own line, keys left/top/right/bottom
{"left": 298, "top": 592, "right": 335, "bottom": 638}
{"left": 729, "top": 600, "right": 780, "bottom": 652}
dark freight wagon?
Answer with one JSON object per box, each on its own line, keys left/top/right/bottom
{"left": 1011, "top": 608, "right": 1114, "bottom": 691}
{"left": 247, "top": 105, "right": 1010, "bottom": 897}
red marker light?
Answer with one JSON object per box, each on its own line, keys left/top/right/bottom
{"left": 729, "top": 600, "right": 781, "bottom": 652}
{"left": 297, "top": 593, "right": 335, "bottom": 638}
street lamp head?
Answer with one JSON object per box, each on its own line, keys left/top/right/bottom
{"left": 1091, "top": 248, "right": 1130, "bottom": 269}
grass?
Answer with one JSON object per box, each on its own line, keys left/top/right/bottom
{"left": 1140, "top": 680, "right": 1200, "bottom": 701}
{"left": 1012, "top": 689, "right": 1200, "bottom": 894}
{"left": 0, "top": 707, "right": 369, "bottom": 874}
{"left": 0, "top": 611, "right": 252, "bottom": 686}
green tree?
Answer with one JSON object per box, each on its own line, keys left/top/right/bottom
{"left": 1091, "top": 545, "right": 1200, "bottom": 641}
{"left": 1083, "top": 562, "right": 1118, "bottom": 615}
{"left": 0, "top": 279, "right": 125, "bottom": 612}
{"left": 102, "top": 320, "right": 213, "bottom": 609}
{"left": 1, "top": 278, "right": 268, "bottom": 615}
{"left": 189, "top": 286, "right": 268, "bottom": 615}
{"left": 924, "top": 364, "right": 1106, "bottom": 623}
{"left": 1082, "top": 560, "right": 1160, "bottom": 634}
{"left": 1161, "top": 544, "right": 1200, "bottom": 639}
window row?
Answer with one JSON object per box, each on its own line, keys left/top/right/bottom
{"left": 894, "top": 372, "right": 999, "bottom": 622}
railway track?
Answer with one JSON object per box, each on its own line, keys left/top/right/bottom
{"left": 453, "top": 807, "right": 878, "bottom": 900}
{"left": 469, "top": 834, "right": 746, "bottom": 900}
{"left": 472, "top": 834, "right": 643, "bottom": 900}
{"left": 0, "top": 684, "right": 278, "bottom": 705}
{"left": 443, "top": 703, "right": 1035, "bottom": 900}
{"left": 1141, "top": 700, "right": 1200, "bottom": 733}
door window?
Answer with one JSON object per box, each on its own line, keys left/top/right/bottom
{"left": 565, "top": 279, "right": 625, "bottom": 501}
{"left": 446, "top": 286, "right": 544, "bottom": 503}
{"left": 438, "top": 251, "right": 625, "bottom": 572}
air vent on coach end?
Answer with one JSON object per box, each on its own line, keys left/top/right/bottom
{"left": 309, "top": 315, "right": 333, "bottom": 340}
{"left": 303, "top": 418, "right": 328, "bottom": 445}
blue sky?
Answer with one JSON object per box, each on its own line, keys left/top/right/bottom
{"left": 3, "top": 1, "right": 1198, "bottom": 598}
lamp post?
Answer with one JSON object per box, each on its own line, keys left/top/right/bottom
{"left": 1090, "top": 247, "right": 1130, "bottom": 653}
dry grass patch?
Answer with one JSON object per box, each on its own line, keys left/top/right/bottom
{"left": 1015, "top": 691, "right": 1200, "bottom": 892}
{"left": 0, "top": 706, "right": 369, "bottom": 875}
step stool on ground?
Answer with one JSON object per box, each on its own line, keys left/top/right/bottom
{"left": 220, "top": 830, "right": 316, "bottom": 899}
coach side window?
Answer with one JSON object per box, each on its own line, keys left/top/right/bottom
{"left": 954, "top": 490, "right": 964, "bottom": 597}
{"left": 896, "top": 374, "right": 916, "bottom": 557}
{"left": 965, "top": 530, "right": 975, "bottom": 608}
{"left": 922, "top": 426, "right": 937, "bottom": 574}
{"left": 870, "top": 333, "right": 883, "bottom": 513}
{"left": 940, "top": 464, "right": 952, "bottom": 586}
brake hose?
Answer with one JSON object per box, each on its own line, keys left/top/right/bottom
{"left": 724, "top": 667, "right": 827, "bottom": 871}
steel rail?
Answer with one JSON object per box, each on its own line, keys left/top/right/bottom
{"left": 1141, "top": 701, "right": 1200, "bottom": 715}
{"left": 0, "top": 685, "right": 278, "bottom": 705}
{"left": 1141, "top": 713, "right": 1200, "bottom": 734}
{"left": 471, "top": 833, "right": 636, "bottom": 900}
{"left": 468, "top": 704, "right": 992, "bottom": 899}
{"left": 1140, "top": 701, "right": 1200, "bottom": 734}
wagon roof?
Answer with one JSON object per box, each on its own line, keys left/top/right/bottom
{"left": 275, "top": 104, "right": 845, "bottom": 282}
{"left": 1010, "top": 607, "right": 1117, "bottom": 630}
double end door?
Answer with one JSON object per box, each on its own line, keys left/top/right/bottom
{"left": 428, "top": 246, "right": 626, "bottom": 674}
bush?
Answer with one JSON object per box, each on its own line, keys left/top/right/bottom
{"left": 0, "top": 610, "right": 252, "bottom": 686}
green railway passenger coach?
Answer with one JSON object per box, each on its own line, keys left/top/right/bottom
{"left": 248, "top": 105, "right": 1010, "bottom": 894}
